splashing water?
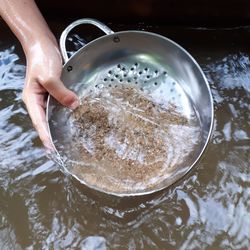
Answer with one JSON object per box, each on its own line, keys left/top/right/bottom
{"left": 0, "top": 24, "right": 249, "bottom": 249}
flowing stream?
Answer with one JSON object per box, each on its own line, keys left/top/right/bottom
{"left": 0, "top": 21, "right": 249, "bottom": 249}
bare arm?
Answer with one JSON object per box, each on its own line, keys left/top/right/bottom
{"left": 0, "top": 0, "right": 56, "bottom": 52}
{"left": 0, "top": 0, "right": 79, "bottom": 149}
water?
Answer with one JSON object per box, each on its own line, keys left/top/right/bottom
{"left": 66, "top": 84, "right": 201, "bottom": 195}
{"left": 0, "top": 21, "right": 249, "bottom": 249}
{"left": 49, "top": 54, "right": 203, "bottom": 196}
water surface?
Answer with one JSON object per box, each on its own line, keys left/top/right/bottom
{"left": 0, "top": 21, "right": 249, "bottom": 249}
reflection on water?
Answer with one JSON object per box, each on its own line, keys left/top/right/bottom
{"left": 0, "top": 23, "right": 249, "bottom": 249}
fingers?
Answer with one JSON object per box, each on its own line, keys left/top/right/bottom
{"left": 23, "top": 75, "right": 79, "bottom": 149}
{"left": 41, "top": 77, "right": 79, "bottom": 110}
{"left": 22, "top": 90, "right": 54, "bottom": 151}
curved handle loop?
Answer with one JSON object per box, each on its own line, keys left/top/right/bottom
{"left": 60, "top": 18, "right": 114, "bottom": 63}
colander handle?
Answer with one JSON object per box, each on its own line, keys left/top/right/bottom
{"left": 60, "top": 18, "right": 114, "bottom": 63}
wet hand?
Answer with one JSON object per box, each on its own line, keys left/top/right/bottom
{"left": 22, "top": 38, "right": 79, "bottom": 150}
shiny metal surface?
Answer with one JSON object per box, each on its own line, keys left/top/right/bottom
{"left": 47, "top": 19, "right": 214, "bottom": 196}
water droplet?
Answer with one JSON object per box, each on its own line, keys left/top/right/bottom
{"left": 176, "top": 217, "right": 182, "bottom": 225}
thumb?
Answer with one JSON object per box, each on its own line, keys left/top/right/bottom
{"left": 42, "top": 77, "right": 79, "bottom": 109}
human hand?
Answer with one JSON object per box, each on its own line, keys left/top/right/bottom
{"left": 22, "top": 37, "right": 79, "bottom": 150}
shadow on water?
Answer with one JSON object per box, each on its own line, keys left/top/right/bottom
{"left": 0, "top": 20, "right": 249, "bottom": 249}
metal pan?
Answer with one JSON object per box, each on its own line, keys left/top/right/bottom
{"left": 46, "top": 19, "right": 214, "bottom": 196}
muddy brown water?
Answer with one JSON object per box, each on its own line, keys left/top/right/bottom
{"left": 0, "top": 20, "right": 249, "bottom": 249}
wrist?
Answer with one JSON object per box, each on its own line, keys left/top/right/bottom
{"left": 24, "top": 35, "right": 61, "bottom": 60}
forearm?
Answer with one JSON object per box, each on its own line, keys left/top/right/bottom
{"left": 0, "top": 0, "right": 58, "bottom": 56}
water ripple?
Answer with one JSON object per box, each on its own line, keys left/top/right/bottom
{"left": 0, "top": 27, "right": 249, "bottom": 249}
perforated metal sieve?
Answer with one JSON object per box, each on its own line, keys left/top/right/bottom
{"left": 46, "top": 19, "right": 214, "bottom": 196}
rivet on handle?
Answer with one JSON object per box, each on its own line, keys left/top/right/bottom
{"left": 67, "top": 66, "right": 73, "bottom": 72}
{"left": 113, "top": 36, "right": 120, "bottom": 43}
